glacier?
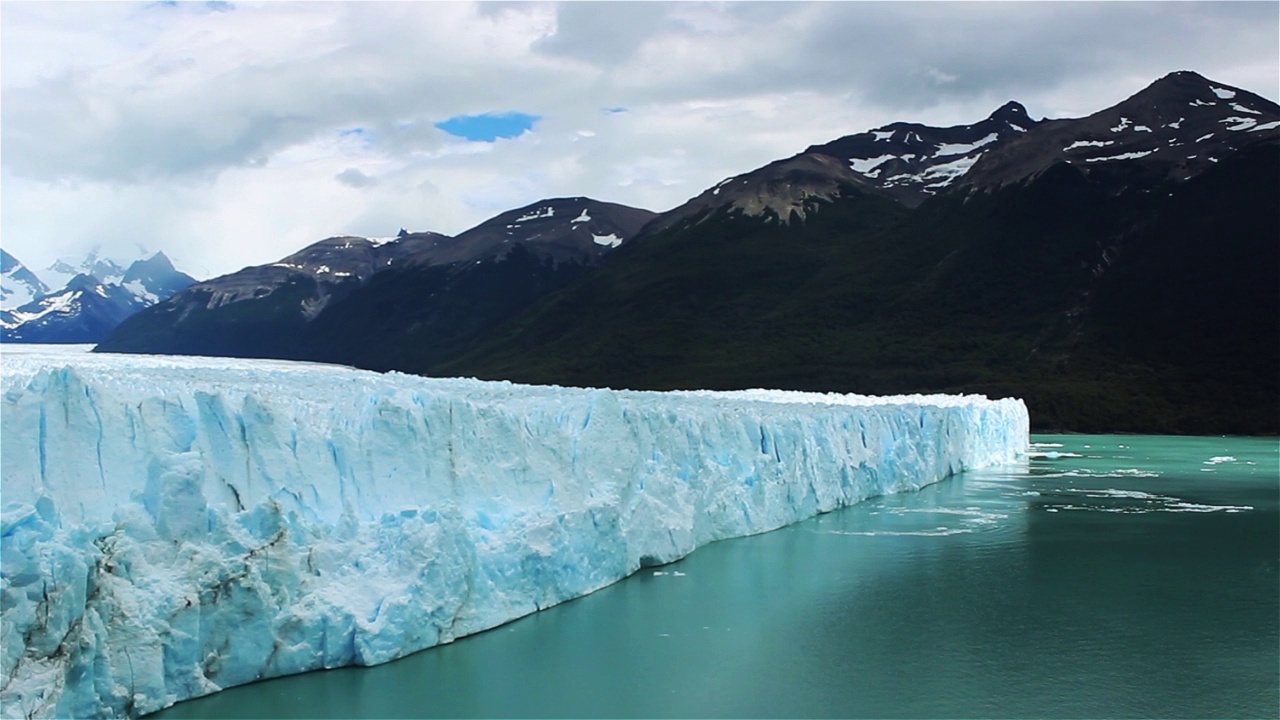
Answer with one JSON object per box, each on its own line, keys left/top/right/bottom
{"left": 0, "top": 345, "right": 1028, "bottom": 718}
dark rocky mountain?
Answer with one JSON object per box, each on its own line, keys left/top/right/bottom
{"left": 97, "top": 198, "right": 656, "bottom": 361}
{"left": 0, "top": 248, "right": 50, "bottom": 311}
{"left": 420, "top": 196, "right": 657, "bottom": 266}
{"left": 643, "top": 104, "right": 1039, "bottom": 236}
{"left": 2, "top": 252, "right": 197, "bottom": 343}
{"left": 95, "top": 232, "right": 449, "bottom": 358}
{"left": 806, "top": 100, "right": 1040, "bottom": 206}
{"left": 961, "top": 71, "right": 1279, "bottom": 194}
{"left": 293, "top": 197, "right": 659, "bottom": 372}
{"left": 641, "top": 153, "right": 891, "bottom": 236}
{"left": 430, "top": 72, "right": 1279, "bottom": 434}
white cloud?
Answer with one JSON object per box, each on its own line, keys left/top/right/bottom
{"left": 2, "top": 1, "right": 1276, "bottom": 279}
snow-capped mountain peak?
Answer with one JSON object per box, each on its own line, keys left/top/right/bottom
{"left": 960, "top": 70, "right": 1280, "bottom": 193}
{"left": 43, "top": 249, "right": 130, "bottom": 290}
{"left": 1, "top": 248, "right": 51, "bottom": 311}
{"left": 804, "top": 102, "right": 1045, "bottom": 206}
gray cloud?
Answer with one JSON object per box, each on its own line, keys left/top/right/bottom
{"left": 335, "top": 168, "right": 378, "bottom": 188}
{"left": 533, "top": 2, "right": 675, "bottom": 64}
{"left": 1, "top": 1, "right": 1275, "bottom": 278}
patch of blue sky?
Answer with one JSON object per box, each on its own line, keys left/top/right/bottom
{"left": 435, "top": 112, "right": 540, "bottom": 142}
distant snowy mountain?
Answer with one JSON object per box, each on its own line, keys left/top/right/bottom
{"left": 1, "top": 251, "right": 197, "bottom": 343}
{"left": 41, "top": 249, "right": 130, "bottom": 291}
{"left": 0, "top": 249, "right": 51, "bottom": 311}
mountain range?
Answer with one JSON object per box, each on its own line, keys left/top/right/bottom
{"left": 98, "top": 71, "right": 1280, "bottom": 434}
{"left": 1, "top": 249, "right": 198, "bottom": 343}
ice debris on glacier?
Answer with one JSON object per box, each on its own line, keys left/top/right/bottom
{"left": 0, "top": 345, "right": 1028, "bottom": 718}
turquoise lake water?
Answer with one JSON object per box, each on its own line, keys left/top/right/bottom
{"left": 151, "top": 434, "right": 1279, "bottom": 718}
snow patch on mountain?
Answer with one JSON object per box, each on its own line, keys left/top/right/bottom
{"left": 935, "top": 133, "right": 998, "bottom": 157}
{"left": 516, "top": 206, "right": 556, "bottom": 222}
{"left": 122, "top": 280, "right": 159, "bottom": 304}
{"left": 2, "top": 290, "right": 79, "bottom": 328}
{"left": 1085, "top": 150, "right": 1155, "bottom": 162}
{"left": 849, "top": 154, "right": 898, "bottom": 173}
{"left": 1222, "top": 117, "right": 1260, "bottom": 131}
{"left": 1065, "top": 140, "right": 1115, "bottom": 150}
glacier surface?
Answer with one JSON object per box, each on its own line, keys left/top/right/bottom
{"left": 1, "top": 345, "right": 1028, "bottom": 718}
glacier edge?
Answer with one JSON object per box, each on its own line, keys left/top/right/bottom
{"left": 0, "top": 348, "right": 1028, "bottom": 718}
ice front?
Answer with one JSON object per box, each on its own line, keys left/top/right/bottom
{"left": 1, "top": 347, "right": 1028, "bottom": 717}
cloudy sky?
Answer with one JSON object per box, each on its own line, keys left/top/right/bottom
{"left": 3, "top": 1, "right": 1277, "bottom": 280}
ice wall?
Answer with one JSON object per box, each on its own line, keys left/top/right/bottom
{"left": 1, "top": 347, "right": 1028, "bottom": 718}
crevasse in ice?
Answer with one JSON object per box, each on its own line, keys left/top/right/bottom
{"left": 0, "top": 347, "right": 1028, "bottom": 718}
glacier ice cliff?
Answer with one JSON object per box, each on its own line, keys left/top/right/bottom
{"left": 0, "top": 346, "right": 1028, "bottom": 718}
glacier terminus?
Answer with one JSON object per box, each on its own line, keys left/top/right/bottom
{"left": 1, "top": 346, "right": 1028, "bottom": 718}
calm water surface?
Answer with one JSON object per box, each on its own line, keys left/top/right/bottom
{"left": 152, "top": 435, "right": 1279, "bottom": 718}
